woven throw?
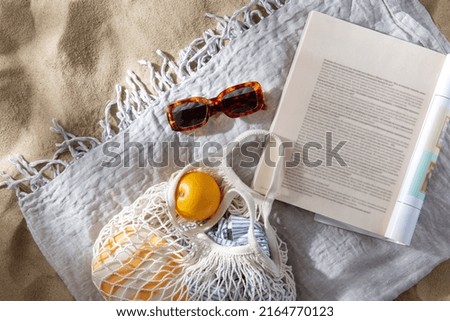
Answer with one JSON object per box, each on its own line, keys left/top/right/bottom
{"left": 2, "top": 0, "right": 450, "bottom": 300}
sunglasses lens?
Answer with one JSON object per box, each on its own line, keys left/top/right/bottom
{"left": 172, "top": 102, "right": 208, "bottom": 129}
{"left": 222, "top": 86, "right": 259, "bottom": 115}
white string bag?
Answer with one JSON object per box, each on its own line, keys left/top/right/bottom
{"left": 91, "top": 182, "right": 192, "bottom": 301}
{"left": 166, "top": 129, "right": 296, "bottom": 300}
{"left": 91, "top": 129, "right": 296, "bottom": 301}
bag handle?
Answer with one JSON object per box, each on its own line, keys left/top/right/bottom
{"left": 226, "top": 130, "right": 286, "bottom": 275}
{"left": 166, "top": 129, "right": 272, "bottom": 236}
{"left": 230, "top": 130, "right": 286, "bottom": 274}
{"left": 166, "top": 129, "right": 287, "bottom": 275}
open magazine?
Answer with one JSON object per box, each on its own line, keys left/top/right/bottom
{"left": 253, "top": 11, "right": 450, "bottom": 245}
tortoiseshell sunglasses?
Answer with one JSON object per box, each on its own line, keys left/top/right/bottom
{"left": 166, "top": 81, "right": 265, "bottom": 131}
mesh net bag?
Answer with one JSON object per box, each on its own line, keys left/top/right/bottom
{"left": 92, "top": 129, "right": 296, "bottom": 301}
{"left": 164, "top": 129, "right": 297, "bottom": 300}
{"left": 91, "top": 182, "right": 191, "bottom": 301}
{"left": 166, "top": 167, "right": 296, "bottom": 301}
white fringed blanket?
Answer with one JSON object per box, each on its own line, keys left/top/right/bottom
{"left": 2, "top": 0, "right": 450, "bottom": 300}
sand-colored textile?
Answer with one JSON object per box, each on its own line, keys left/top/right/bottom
{"left": 0, "top": 0, "right": 448, "bottom": 300}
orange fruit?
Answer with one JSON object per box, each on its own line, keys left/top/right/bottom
{"left": 175, "top": 171, "right": 221, "bottom": 221}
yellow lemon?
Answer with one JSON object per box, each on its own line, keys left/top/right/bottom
{"left": 175, "top": 171, "right": 221, "bottom": 221}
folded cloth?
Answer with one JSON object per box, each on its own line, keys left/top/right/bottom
{"left": 5, "top": 0, "right": 450, "bottom": 300}
{"left": 206, "top": 214, "right": 271, "bottom": 257}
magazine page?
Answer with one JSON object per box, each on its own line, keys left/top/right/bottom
{"left": 253, "top": 11, "right": 446, "bottom": 239}
{"left": 384, "top": 55, "right": 450, "bottom": 244}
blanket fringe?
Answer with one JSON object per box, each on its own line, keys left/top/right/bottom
{"left": 0, "top": 0, "right": 288, "bottom": 198}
